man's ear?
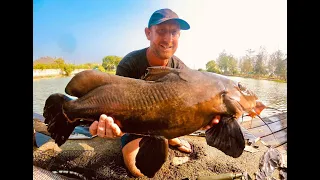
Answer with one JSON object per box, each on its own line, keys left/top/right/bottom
{"left": 145, "top": 27, "right": 151, "bottom": 40}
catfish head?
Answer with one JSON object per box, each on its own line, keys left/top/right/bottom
{"left": 205, "top": 80, "right": 266, "bottom": 158}
{"left": 234, "top": 82, "right": 265, "bottom": 117}
{"left": 223, "top": 81, "right": 266, "bottom": 119}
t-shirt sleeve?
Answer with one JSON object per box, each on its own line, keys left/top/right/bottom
{"left": 116, "top": 63, "right": 130, "bottom": 77}
{"left": 171, "top": 55, "right": 188, "bottom": 69}
{"left": 115, "top": 53, "right": 134, "bottom": 77}
{"left": 115, "top": 48, "right": 148, "bottom": 79}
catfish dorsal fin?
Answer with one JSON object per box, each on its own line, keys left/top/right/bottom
{"left": 141, "top": 66, "right": 195, "bottom": 82}
{"left": 142, "top": 66, "right": 180, "bottom": 81}
{"left": 65, "top": 70, "right": 115, "bottom": 98}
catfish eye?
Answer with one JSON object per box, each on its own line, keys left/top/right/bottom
{"left": 238, "top": 82, "right": 256, "bottom": 97}
{"left": 238, "top": 82, "right": 246, "bottom": 91}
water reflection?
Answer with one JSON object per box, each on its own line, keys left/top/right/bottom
{"left": 228, "top": 77, "right": 287, "bottom": 112}
{"left": 33, "top": 77, "right": 72, "bottom": 115}
{"left": 33, "top": 76, "right": 287, "bottom": 115}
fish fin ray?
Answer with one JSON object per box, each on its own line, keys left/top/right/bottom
{"left": 205, "top": 116, "right": 245, "bottom": 158}
{"left": 143, "top": 66, "right": 197, "bottom": 82}
{"left": 136, "top": 136, "right": 168, "bottom": 178}
{"left": 43, "top": 93, "right": 79, "bottom": 146}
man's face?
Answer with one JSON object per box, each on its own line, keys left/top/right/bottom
{"left": 145, "top": 20, "right": 181, "bottom": 60}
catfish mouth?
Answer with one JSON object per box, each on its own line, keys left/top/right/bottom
{"left": 226, "top": 82, "right": 266, "bottom": 119}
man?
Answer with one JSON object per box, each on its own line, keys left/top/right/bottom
{"left": 89, "top": 8, "right": 220, "bottom": 177}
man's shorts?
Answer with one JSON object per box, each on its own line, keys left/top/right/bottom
{"left": 120, "top": 134, "right": 143, "bottom": 149}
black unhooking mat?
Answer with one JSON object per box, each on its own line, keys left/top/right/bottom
{"left": 33, "top": 142, "right": 130, "bottom": 180}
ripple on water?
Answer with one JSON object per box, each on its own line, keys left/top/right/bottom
{"left": 228, "top": 76, "right": 287, "bottom": 111}
{"left": 33, "top": 77, "right": 73, "bottom": 115}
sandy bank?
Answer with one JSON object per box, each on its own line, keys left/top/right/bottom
{"left": 33, "top": 132, "right": 285, "bottom": 180}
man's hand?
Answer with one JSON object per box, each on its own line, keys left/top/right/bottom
{"left": 89, "top": 114, "right": 124, "bottom": 138}
{"left": 90, "top": 114, "right": 220, "bottom": 138}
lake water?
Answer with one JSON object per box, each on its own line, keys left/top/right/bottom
{"left": 33, "top": 75, "right": 287, "bottom": 116}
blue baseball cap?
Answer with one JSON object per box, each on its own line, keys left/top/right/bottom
{"left": 148, "top": 8, "right": 190, "bottom": 30}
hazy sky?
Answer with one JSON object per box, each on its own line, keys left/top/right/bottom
{"left": 33, "top": 0, "right": 287, "bottom": 69}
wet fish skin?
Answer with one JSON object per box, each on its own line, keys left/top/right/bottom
{"left": 44, "top": 66, "right": 264, "bottom": 156}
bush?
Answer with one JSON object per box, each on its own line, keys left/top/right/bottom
{"left": 63, "top": 64, "right": 76, "bottom": 76}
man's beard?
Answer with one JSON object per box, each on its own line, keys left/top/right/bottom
{"left": 153, "top": 45, "right": 176, "bottom": 60}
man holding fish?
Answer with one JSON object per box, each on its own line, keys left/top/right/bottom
{"left": 88, "top": 8, "right": 220, "bottom": 177}
{"left": 43, "top": 8, "right": 264, "bottom": 177}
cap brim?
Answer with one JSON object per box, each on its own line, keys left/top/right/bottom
{"left": 172, "top": 18, "right": 190, "bottom": 30}
{"left": 151, "top": 18, "right": 190, "bottom": 30}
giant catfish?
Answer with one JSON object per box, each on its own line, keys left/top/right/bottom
{"left": 43, "top": 66, "right": 265, "bottom": 178}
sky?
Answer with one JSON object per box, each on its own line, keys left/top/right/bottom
{"left": 33, "top": 0, "right": 287, "bottom": 69}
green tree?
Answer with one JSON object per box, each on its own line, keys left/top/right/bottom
{"left": 102, "top": 56, "right": 122, "bottom": 71}
{"left": 54, "top": 58, "right": 65, "bottom": 69}
{"left": 63, "top": 64, "right": 75, "bottom": 76}
{"left": 206, "top": 60, "right": 221, "bottom": 73}
{"left": 239, "top": 49, "right": 255, "bottom": 74}
{"left": 254, "top": 46, "right": 268, "bottom": 75}
{"left": 268, "top": 50, "right": 285, "bottom": 78}
{"left": 217, "top": 50, "right": 229, "bottom": 73}
{"left": 240, "top": 58, "right": 253, "bottom": 74}
{"left": 228, "top": 56, "right": 238, "bottom": 75}
{"left": 33, "top": 64, "right": 46, "bottom": 70}
{"left": 275, "top": 57, "right": 287, "bottom": 80}
{"left": 97, "top": 65, "right": 106, "bottom": 72}
{"left": 93, "top": 65, "right": 106, "bottom": 72}
{"left": 216, "top": 50, "right": 238, "bottom": 75}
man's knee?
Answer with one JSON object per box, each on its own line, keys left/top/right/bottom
{"left": 122, "top": 137, "right": 144, "bottom": 177}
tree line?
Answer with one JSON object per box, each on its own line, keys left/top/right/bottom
{"left": 33, "top": 55, "right": 121, "bottom": 75}
{"left": 204, "top": 47, "right": 287, "bottom": 81}
{"left": 33, "top": 47, "right": 287, "bottom": 82}
{"left": 33, "top": 58, "right": 107, "bottom": 75}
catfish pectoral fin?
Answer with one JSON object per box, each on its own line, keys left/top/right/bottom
{"left": 43, "top": 93, "right": 79, "bottom": 146}
{"left": 136, "top": 136, "right": 168, "bottom": 178}
{"left": 205, "top": 117, "right": 245, "bottom": 158}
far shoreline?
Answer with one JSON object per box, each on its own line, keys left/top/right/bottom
{"left": 33, "top": 75, "right": 72, "bottom": 80}
{"left": 225, "top": 74, "right": 287, "bottom": 83}
{"left": 33, "top": 70, "right": 286, "bottom": 83}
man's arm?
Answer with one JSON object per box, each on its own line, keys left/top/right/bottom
{"left": 89, "top": 56, "right": 133, "bottom": 138}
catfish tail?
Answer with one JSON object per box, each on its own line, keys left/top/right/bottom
{"left": 205, "top": 116, "right": 245, "bottom": 158}
{"left": 136, "top": 136, "right": 168, "bottom": 178}
{"left": 43, "top": 93, "right": 79, "bottom": 146}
